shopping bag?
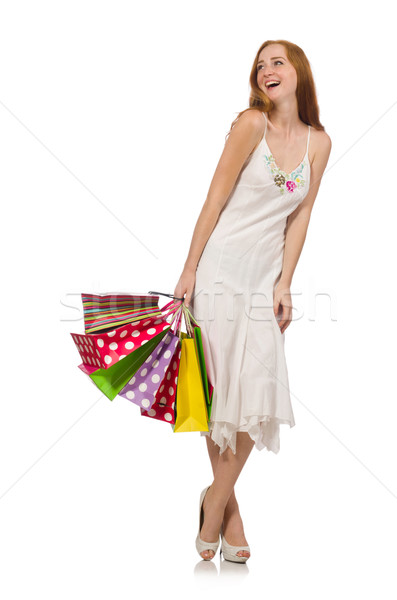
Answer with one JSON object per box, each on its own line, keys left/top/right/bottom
{"left": 140, "top": 339, "right": 182, "bottom": 424}
{"left": 81, "top": 292, "right": 163, "bottom": 333}
{"left": 121, "top": 301, "right": 183, "bottom": 411}
{"left": 70, "top": 300, "right": 179, "bottom": 370}
{"left": 78, "top": 363, "right": 97, "bottom": 375}
{"left": 192, "top": 324, "right": 213, "bottom": 420}
{"left": 118, "top": 327, "right": 180, "bottom": 410}
{"left": 173, "top": 305, "right": 209, "bottom": 432}
{"left": 74, "top": 297, "right": 183, "bottom": 401}
{"left": 182, "top": 305, "right": 214, "bottom": 421}
{"left": 208, "top": 382, "right": 214, "bottom": 415}
{"left": 88, "top": 327, "right": 170, "bottom": 400}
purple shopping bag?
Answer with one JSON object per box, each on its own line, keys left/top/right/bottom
{"left": 118, "top": 329, "right": 180, "bottom": 410}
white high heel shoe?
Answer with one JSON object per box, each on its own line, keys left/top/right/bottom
{"left": 195, "top": 485, "right": 220, "bottom": 560}
{"left": 220, "top": 523, "right": 251, "bottom": 563}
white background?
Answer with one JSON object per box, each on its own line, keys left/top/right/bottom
{"left": 1, "top": 0, "right": 396, "bottom": 597}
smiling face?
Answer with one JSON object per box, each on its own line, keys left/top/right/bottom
{"left": 256, "top": 44, "right": 298, "bottom": 101}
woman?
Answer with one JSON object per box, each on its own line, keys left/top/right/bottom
{"left": 174, "top": 40, "right": 332, "bottom": 562}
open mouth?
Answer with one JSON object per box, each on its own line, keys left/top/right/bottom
{"left": 266, "top": 82, "right": 280, "bottom": 89}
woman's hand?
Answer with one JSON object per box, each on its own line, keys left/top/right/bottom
{"left": 273, "top": 282, "right": 293, "bottom": 334}
{"left": 174, "top": 266, "right": 196, "bottom": 308}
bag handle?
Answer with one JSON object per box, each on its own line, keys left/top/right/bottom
{"left": 175, "top": 306, "right": 184, "bottom": 337}
{"left": 148, "top": 290, "right": 185, "bottom": 302}
{"left": 168, "top": 304, "right": 184, "bottom": 334}
{"left": 177, "top": 306, "right": 186, "bottom": 340}
{"left": 161, "top": 299, "right": 183, "bottom": 319}
{"left": 154, "top": 295, "right": 198, "bottom": 340}
{"left": 182, "top": 304, "right": 199, "bottom": 327}
{"left": 147, "top": 290, "right": 189, "bottom": 335}
{"left": 174, "top": 303, "right": 196, "bottom": 340}
{"left": 184, "top": 305, "right": 195, "bottom": 337}
{"left": 148, "top": 292, "right": 185, "bottom": 322}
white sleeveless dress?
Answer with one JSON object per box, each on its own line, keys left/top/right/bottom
{"left": 189, "top": 111, "right": 311, "bottom": 455}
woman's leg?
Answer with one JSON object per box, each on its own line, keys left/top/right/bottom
{"left": 204, "top": 435, "right": 251, "bottom": 559}
{"left": 199, "top": 432, "right": 255, "bottom": 559}
{"left": 205, "top": 435, "right": 242, "bottom": 525}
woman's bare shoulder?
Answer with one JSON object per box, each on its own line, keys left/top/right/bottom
{"left": 310, "top": 127, "right": 332, "bottom": 166}
{"left": 312, "top": 127, "right": 332, "bottom": 151}
{"left": 229, "top": 109, "right": 266, "bottom": 156}
{"left": 233, "top": 107, "right": 266, "bottom": 129}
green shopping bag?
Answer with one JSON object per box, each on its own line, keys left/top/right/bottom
{"left": 89, "top": 327, "right": 170, "bottom": 400}
{"left": 193, "top": 325, "right": 213, "bottom": 420}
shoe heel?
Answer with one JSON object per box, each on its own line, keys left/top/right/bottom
{"left": 195, "top": 485, "right": 220, "bottom": 560}
{"left": 220, "top": 525, "right": 250, "bottom": 563}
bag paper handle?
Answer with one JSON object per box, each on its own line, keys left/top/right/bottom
{"left": 175, "top": 307, "right": 184, "bottom": 337}
{"left": 148, "top": 292, "right": 199, "bottom": 339}
{"left": 161, "top": 300, "right": 183, "bottom": 319}
{"left": 178, "top": 305, "right": 187, "bottom": 339}
{"left": 184, "top": 305, "right": 195, "bottom": 337}
{"left": 174, "top": 304, "right": 195, "bottom": 340}
{"left": 147, "top": 290, "right": 189, "bottom": 334}
{"left": 168, "top": 304, "right": 184, "bottom": 334}
{"left": 182, "top": 304, "right": 199, "bottom": 326}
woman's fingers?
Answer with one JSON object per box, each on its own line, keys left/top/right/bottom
{"left": 280, "top": 304, "right": 292, "bottom": 333}
{"left": 174, "top": 279, "right": 184, "bottom": 299}
{"left": 174, "top": 270, "right": 196, "bottom": 308}
{"left": 273, "top": 301, "right": 282, "bottom": 330}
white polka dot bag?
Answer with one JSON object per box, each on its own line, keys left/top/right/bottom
{"left": 118, "top": 321, "right": 181, "bottom": 412}
{"left": 136, "top": 296, "right": 185, "bottom": 425}
{"left": 139, "top": 339, "right": 181, "bottom": 425}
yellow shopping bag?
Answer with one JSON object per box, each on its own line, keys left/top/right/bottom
{"left": 174, "top": 332, "right": 209, "bottom": 433}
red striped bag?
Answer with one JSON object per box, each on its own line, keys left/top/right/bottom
{"left": 81, "top": 292, "right": 163, "bottom": 334}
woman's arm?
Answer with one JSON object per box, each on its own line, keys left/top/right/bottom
{"left": 174, "top": 109, "right": 265, "bottom": 306}
{"left": 275, "top": 130, "right": 332, "bottom": 332}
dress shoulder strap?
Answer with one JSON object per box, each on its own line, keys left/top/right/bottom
{"left": 306, "top": 125, "right": 311, "bottom": 153}
{"left": 262, "top": 112, "right": 267, "bottom": 134}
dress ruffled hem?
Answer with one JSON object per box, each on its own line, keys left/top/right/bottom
{"left": 200, "top": 415, "right": 295, "bottom": 455}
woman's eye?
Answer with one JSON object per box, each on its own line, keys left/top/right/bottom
{"left": 257, "top": 60, "right": 283, "bottom": 71}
